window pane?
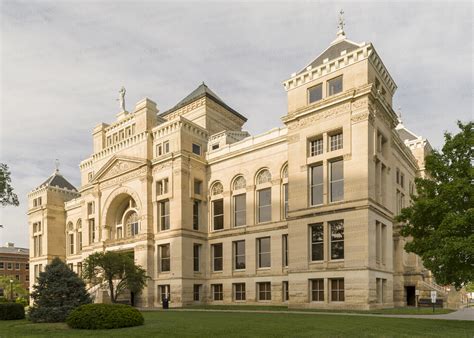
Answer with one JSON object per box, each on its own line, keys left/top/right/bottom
{"left": 330, "top": 160, "right": 344, "bottom": 202}
{"left": 328, "top": 76, "right": 343, "bottom": 96}
{"left": 213, "top": 244, "right": 223, "bottom": 271}
{"left": 311, "top": 223, "right": 324, "bottom": 261}
{"left": 310, "top": 138, "right": 323, "bottom": 156}
{"left": 234, "top": 194, "right": 246, "bottom": 227}
{"left": 258, "top": 237, "right": 271, "bottom": 268}
{"left": 258, "top": 188, "right": 272, "bottom": 223}
{"left": 330, "top": 221, "right": 344, "bottom": 260}
{"left": 234, "top": 241, "right": 246, "bottom": 270}
{"left": 213, "top": 199, "right": 224, "bottom": 230}
{"left": 311, "top": 165, "right": 323, "bottom": 205}
{"left": 308, "top": 84, "right": 322, "bottom": 103}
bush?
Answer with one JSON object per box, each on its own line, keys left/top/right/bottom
{"left": 0, "top": 303, "right": 25, "bottom": 320}
{"left": 66, "top": 303, "right": 144, "bottom": 329}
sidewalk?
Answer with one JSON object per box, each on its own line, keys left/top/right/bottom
{"left": 143, "top": 307, "right": 474, "bottom": 321}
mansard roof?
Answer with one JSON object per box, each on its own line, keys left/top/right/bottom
{"left": 38, "top": 170, "right": 77, "bottom": 191}
{"left": 297, "top": 38, "right": 363, "bottom": 75}
{"left": 161, "top": 83, "right": 247, "bottom": 122}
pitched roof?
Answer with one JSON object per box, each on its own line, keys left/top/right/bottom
{"left": 297, "top": 39, "right": 362, "bottom": 75}
{"left": 161, "top": 83, "right": 247, "bottom": 122}
{"left": 38, "top": 170, "right": 77, "bottom": 191}
{"left": 0, "top": 246, "right": 29, "bottom": 255}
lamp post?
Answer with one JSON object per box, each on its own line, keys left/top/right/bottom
{"left": 9, "top": 279, "right": 14, "bottom": 302}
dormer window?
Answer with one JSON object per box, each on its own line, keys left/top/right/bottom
{"left": 308, "top": 83, "right": 322, "bottom": 104}
{"left": 328, "top": 76, "right": 343, "bottom": 96}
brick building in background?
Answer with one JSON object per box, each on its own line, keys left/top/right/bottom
{"left": 0, "top": 242, "right": 29, "bottom": 297}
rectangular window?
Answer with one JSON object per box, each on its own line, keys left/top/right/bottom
{"left": 194, "top": 179, "right": 202, "bottom": 195}
{"left": 212, "top": 199, "right": 224, "bottom": 230}
{"left": 15, "top": 274, "right": 20, "bottom": 280}
{"left": 310, "top": 223, "right": 324, "bottom": 261}
{"left": 69, "top": 233, "right": 74, "bottom": 255}
{"left": 157, "top": 178, "right": 169, "bottom": 195}
{"left": 283, "top": 281, "right": 289, "bottom": 301}
{"left": 15, "top": 263, "right": 20, "bottom": 270}
{"left": 233, "top": 194, "right": 246, "bottom": 227}
{"left": 163, "top": 141, "right": 170, "bottom": 153}
{"left": 159, "top": 244, "right": 170, "bottom": 272}
{"left": 192, "top": 143, "right": 201, "bottom": 155}
{"left": 156, "top": 144, "right": 163, "bottom": 156}
{"left": 7, "top": 263, "right": 12, "bottom": 270}
{"left": 400, "top": 173, "right": 405, "bottom": 188}
{"left": 330, "top": 278, "right": 345, "bottom": 302}
{"left": 89, "top": 219, "right": 95, "bottom": 243}
{"left": 310, "top": 138, "right": 323, "bottom": 156}
{"left": 159, "top": 200, "right": 170, "bottom": 230}
{"left": 193, "top": 244, "right": 200, "bottom": 272}
{"left": 330, "top": 220, "right": 344, "bottom": 260}
{"left": 282, "top": 234, "right": 288, "bottom": 267}
{"left": 212, "top": 243, "right": 223, "bottom": 272}
{"left": 308, "top": 83, "right": 323, "bottom": 103}
{"left": 193, "top": 200, "right": 200, "bottom": 230}
{"left": 67, "top": 264, "right": 73, "bottom": 271}
{"left": 311, "top": 279, "right": 324, "bottom": 302}
{"left": 396, "top": 168, "right": 400, "bottom": 185}
{"left": 77, "top": 262, "right": 82, "bottom": 277}
{"left": 193, "top": 284, "right": 201, "bottom": 301}
{"left": 281, "top": 183, "right": 289, "bottom": 220}
{"left": 330, "top": 160, "right": 344, "bottom": 202}
{"left": 257, "top": 282, "right": 271, "bottom": 301}
{"left": 0, "top": 262, "right": 4, "bottom": 269}
{"left": 159, "top": 285, "right": 171, "bottom": 302}
{"left": 257, "top": 237, "right": 271, "bottom": 268}
{"left": 310, "top": 164, "right": 323, "bottom": 205}
{"left": 25, "top": 263, "right": 29, "bottom": 270}
{"left": 212, "top": 284, "right": 223, "bottom": 301}
{"left": 234, "top": 283, "right": 246, "bottom": 301}
{"left": 234, "top": 240, "right": 246, "bottom": 270}
{"left": 329, "top": 132, "right": 343, "bottom": 151}
{"left": 87, "top": 202, "right": 95, "bottom": 215}
{"left": 212, "top": 144, "right": 219, "bottom": 150}
{"left": 26, "top": 275, "right": 29, "bottom": 282}
{"left": 327, "top": 76, "right": 343, "bottom": 96}
{"left": 257, "top": 188, "right": 272, "bottom": 223}
{"left": 78, "top": 232, "right": 83, "bottom": 251}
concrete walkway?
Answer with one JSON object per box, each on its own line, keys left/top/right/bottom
{"left": 142, "top": 307, "right": 474, "bottom": 321}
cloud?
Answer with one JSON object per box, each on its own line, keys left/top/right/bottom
{"left": 0, "top": 1, "right": 472, "bottom": 247}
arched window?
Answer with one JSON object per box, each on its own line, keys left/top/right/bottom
{"left": 67, "top": 222, "right": 74, "bottom": 255}
{"left": 76, "top": 219, "right": 82, "bottom": 252}
{"left": 210, "top": 181, "right": 224, "bottom": 231}
{"left": 211, "top": 182, "right": 224, "bottom": 196}
{"left": 125, "top": 211, "right": 139, "bottom": 237}
{"left": 232, "top": 176, "right": 246, "bottom": 227}
{"left": 256, "top": 169, "right": 272, "bottom": 185}
{"left": 256, "top": 169, "right": 272, "bottom": 223}
{"left": 281, "top": 164, "right": 289, "bottom": 219}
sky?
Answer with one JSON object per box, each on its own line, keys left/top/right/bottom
{"left": 0, "top": 0, "right": 472, "bottom": 248}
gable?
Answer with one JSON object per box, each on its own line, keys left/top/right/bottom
{"left": 92, "top": 156, "right": 148, "bottom": 183}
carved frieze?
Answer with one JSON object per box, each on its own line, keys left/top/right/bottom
{"left": 288, "top": 103, "right": 351, "bottom": 130}
{"left": 100, "top": 167, "right": 147, "bottom": 189}
{"left": 152, "top": 162, "right": 172, "bottom": 175}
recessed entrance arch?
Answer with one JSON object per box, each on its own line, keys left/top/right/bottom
{"left": 102, "top": 187, "right": 143, "bottom": 240}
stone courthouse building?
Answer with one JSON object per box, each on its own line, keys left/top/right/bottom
{"left": 28, "top": 23, "right": 437, "bottom": 309}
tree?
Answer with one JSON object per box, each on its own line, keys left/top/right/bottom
{"left": 0, "top": 163, "right": 19, "bottom": 207}
{"left": 29, "top": 257, "right": 91, "bottom": 322}
{"left": 397, "top": 121, "right": 473, "bottom": 289}
{"left": 0, "top": 276, "right": 27, "bottom": 301}
{"left": 82, "top": 251, "right": 149, "bottom": 304}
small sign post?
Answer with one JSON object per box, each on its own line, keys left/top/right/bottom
{"left": 431, "top": 291, "right": 437, "bottom": 313}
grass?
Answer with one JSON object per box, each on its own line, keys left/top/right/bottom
{"left": 0, "top": 310, "right": 473, "bottom": 337}
{"left": 184, "top": 304, "right": 455, "bottom": 315}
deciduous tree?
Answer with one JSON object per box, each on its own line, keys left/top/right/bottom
{"left": 397, "top": 121, "right": 473, "bottom": 289}
{"left": 0, "top": 163, "right": 19, "bottom": 207}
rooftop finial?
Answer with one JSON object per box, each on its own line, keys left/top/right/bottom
{"left": 337, "top": 9, "right": 346, "bottom": 38}
{"left": 55, "top": 159, "right": 60, "bottom": 174}
{"left": 118, "top": 86, "right": 126, "bottom": 112}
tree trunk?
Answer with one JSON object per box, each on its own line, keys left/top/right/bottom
{"left": 108, "top": 278, "right": 116, "bottom": 303}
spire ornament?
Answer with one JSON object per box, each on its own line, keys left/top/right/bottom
{"left": 55, "top": 159, "right": 60, "bottom": 174}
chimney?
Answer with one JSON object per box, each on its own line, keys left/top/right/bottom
{"left": 6, "top": 242, "right": 14, "bottom": 248}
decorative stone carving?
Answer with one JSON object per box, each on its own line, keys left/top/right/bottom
{"left": 233, "top": 176, "right": 246, "bottom": 190}
{"left": 100, "top": 166, "right": 147, "bottom": 189}
{"left": 288, "top": 103, "right": 350, "bottom": 130}
{"left": 256, "top": 169, "right": 272, "bottom": 185}
{"left": 211, "top": 182, "right": 224, "bottom": 195}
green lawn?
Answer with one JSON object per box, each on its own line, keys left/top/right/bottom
{"left": 1, "top": 311, "right": 473, "bottom": 337}
{"left": 185, "top": 304, "right": 455, "bottom": 315}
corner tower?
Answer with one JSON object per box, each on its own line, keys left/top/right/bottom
{"left": 27, "top": 166, "right": 79, "bottom": 286}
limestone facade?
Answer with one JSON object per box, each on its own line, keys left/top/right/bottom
{"left": 28, "top": 30, "right": 435, "bottom": 309}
